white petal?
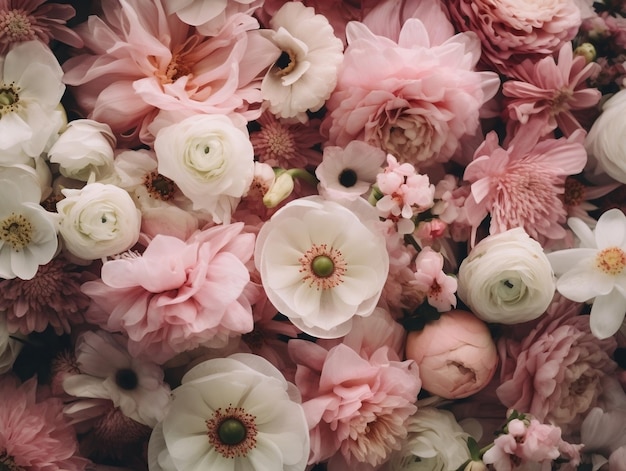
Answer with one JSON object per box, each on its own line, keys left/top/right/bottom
{"left": 568, "top": 217, "right": 596, "bottom": 248}
{"left": 547, "top": 248, "right": 596, "bottom": 275}
{"left": 334, "top": 265, "right": 381, "bottom": 305}
{"left": 556, "top": 262, "right": 615, "bottom": 302}
{"left": 589, "top": 290, "right": 626, "bottom": 339}
{"left": 291, "top": 281, "right": 322, "bottom": 316}
{"left": 595, "top": 208, "right": 626, "bottom": 249}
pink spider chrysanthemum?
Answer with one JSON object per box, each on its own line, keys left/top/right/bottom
{"left": 463, "top": 129, "right": 587, "bottom": 244}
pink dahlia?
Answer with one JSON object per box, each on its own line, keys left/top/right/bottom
{"left": 81, "top": 222, "right": 258, "bottom": 363}
{"left": 497, "top": 295, "right": 618, "bottom": 433}
{"left": 503, "top": 43, "right": 601, "bottom": 138}
{"left": 322, "top": 19, "right": 499, "bottom": 167}
{"left": 0, "top": 256, "right": 94, "bottom": 335}
{"left": 63, "top": 0, "right": 278, "bottom": 146}
{"left": 0, "top": 375, "right": 89, "bottom": 471}
{"left": 0, "top": 0, "right": 83, "bottom": 54}
{"left": 446, "top": 0, "right": 582, "bottom": 76}
{"left": 463, "top": 129, "right": 587, "bottom": 243}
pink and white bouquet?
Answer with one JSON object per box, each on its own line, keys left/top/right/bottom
{"left": 2, "top": 0, "right": 626, "bottom": 470}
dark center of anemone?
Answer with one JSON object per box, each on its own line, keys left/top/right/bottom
{"left": 0, "top": 451, "right": 23, "bottom": 471}
{"left": 115, "top": 368, "right": 139, "bottom": 390}
{"left": 274, "top": 50, "right": 296, "bottom": 76}
{"left": 218, "top": 418, "right": 247, "bottom": 445}
{"left": 311, "top": 255, "right": 334, "bottom": 278}
{"left": 144, "top": 171, "right": 176, "bottom": 201}
{"left": 338, "top": 169, "right": 358, "bottom": 188}
{"left": 206, "top": 406, "right": 258, "bottom": 458}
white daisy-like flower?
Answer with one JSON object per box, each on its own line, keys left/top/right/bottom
{"left": 62, "top": 330, "right": 171, "bottom": 428}
{"left": 254, "top": 196, "right": 389, "bottom": 338}
{"left": 0, "top": 166, "right": 58, "bottom": 280}
{"left": 148, "top": 353, "right": 309, "bottom": 471}
{"left": 0, "top": 40, "right": 65, "bottom": 162}
{"left": 261, "top": 2, "right": 344, "bottom": 122}
{"left": 548, "top": 208, "right": 626, "bottom": 339}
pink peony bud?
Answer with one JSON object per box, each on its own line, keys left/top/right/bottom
{"left": 405, "top": 310, "right": 498, "bottom": 399}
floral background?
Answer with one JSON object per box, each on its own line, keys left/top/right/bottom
{"left": 2, "top": 0, "right": 626, "bottom": 470}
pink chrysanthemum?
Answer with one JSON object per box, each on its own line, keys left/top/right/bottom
{"left": 0, "top": 256, "right": 94, "bottom": 335}
{"left": 0, "top": 0, "right": 83, "bottom": 54}
{"left": 0, "top": 375, "right": 89, "bottom": 471}
{"left": 463, "top": 129, "right": 587, "bottom": 244}
{"left": 503, "top": 43, "right": 601, "bottom": 138}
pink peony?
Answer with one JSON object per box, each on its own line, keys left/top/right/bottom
{"left": 446, "top": 0, "right": 582, "bottom": 76}
{"left": 289, "top": 329, "right": 421, "bottom": 470}
{"left": 81, "top": 222, "right": 258, "bottom": 363}
{"left": 497, "top": 295, "right": 618, "bottom": 433}
{"left": 62, "top": 0, "right": 278, "bottom": 146}
{"left": 321, "top": 18, "right": 499, "bottom": 167}
{"left": 0, "top": 375, "right": 89, "bottom": 471}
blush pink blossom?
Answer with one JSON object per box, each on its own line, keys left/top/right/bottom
{"left": 321, "top": 18, "right": 500, "bottom": 167}
{"left": 497, "top": 295, "right": 618, "bottom": 433}
{"left": 63, "top": 0, "right": 278, "bottom": 146}
{"left": 412, "top": 247, "right": 457, "bottom": 312}
{"left": 81, "top": 222, "right": 258, "bottom": 363}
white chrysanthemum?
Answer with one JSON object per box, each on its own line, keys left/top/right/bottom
{"left": 261, "top": 2, "right": 343, "bottom": 122}
{"left": 0, "top": 40, "right": 65, "bottom": 162}
{"left": 548, "top": 208, "right": 626, "bottom": 339}
{"left": 0, "top": 167, "right": 58, "bottom": 280}
{"left": 62, "top": 330, "right": 171, "bottom": 428}
{"left": 254, "top": 196, "right": 389, "bottom": 338}
{"left": 148, "top": 353, "right": 309, "bottom": 471}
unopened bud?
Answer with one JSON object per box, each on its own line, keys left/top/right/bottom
{"left": 263, "top": 171, "right": 294, "bottom": 208}
{"left": 464, "top": 460, "right": 488, "bottom": 471}
{"left": 574, "top": 42, "right": 597, "bottom": 63}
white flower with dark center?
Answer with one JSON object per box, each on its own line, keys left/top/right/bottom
{"left": 261, "top": 2, "right": 344, "bottom": 122}
{"left": 148, "top": 353, "right": 309, "bottom": 471}
{"left": 62, "top": 330, "right": 171, "bottom": 428}
{"left": 548, "top": 209, "right": 626, "bottom": 339}
{"left": 254, "top": 196, "right": 389, "bottom": 338}
{"left": 0, "top": 40, "right": 65, "bottom": 162}
{"left": 0, "top": 167, "right": 58, "bottom": 280}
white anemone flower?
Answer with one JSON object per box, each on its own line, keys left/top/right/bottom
{"left": 254, "top": 196, "right": 389, "bottom": 338}
{"left": 0, "top": 167, "right": 58, "bottom": 280}
{"left": 148, "top": 353, "right": 309, "bottom": 471}
{"left": 548, "top": 208, "right": 626, "bottom": 339}
{"left": 261, "top": 2, "right": 344, "bottom": 122}
{"left": 0, "top": 40, "right": 65, "bottom": 162}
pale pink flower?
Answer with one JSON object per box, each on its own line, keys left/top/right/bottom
{"left": 0, "top": 255, "right": 94, "bottom": 335}
{"left": 463, "top": 129, "right": 587, "bottom": 243}
{"left": 63, "top": 0, "right": 278, "bottom": 146}
{"left": 0, "top": 375, "right": 89, "bottom": 471}
{"left": 81, "top": 222, "right": 258, "bottom": 363}
{"left": 0, "top": 0, "right": 83, "bottom": 54}
{"left": 249, "top": 111, "right": 323, "bottom": 168}
{"left": 446, "top": 0, "right": 582, "bottom": 76}
{"left": 289, "top": 337, "right": 421, "bottom": 470}
{"left": 503, "top": 43, "right": 601, "bottom": 138}
{"left": 497, "top": 295, "right": 618, "bottom": 433}
{"left": 412, "top": 247, "right": 457, "bottom": 312}
{"left": 322, "top": 19, "right": 500, "bottom": 166}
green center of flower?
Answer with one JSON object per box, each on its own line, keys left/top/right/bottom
{"left": 0, "top": 84, "right": 19, "bottom": 115}
{"left": 206, "top": 406, "right": 258, "bottom": 459}
{"left": 299, "top": 244, "right": 347, "bottom": 290}
{"left": 596, "top": 246, "right": 626, "bottom": 276}
{"left": 115, "top": 368, "right": 139, "bottom": 391}
{"left": 495, "top": 276, "right": 526, "bottom": 303}
{"left": 311, "top": 255, "right": 334, "bottom": 277}
{"left": 0, "top": 212, "right": 32, "bottom": 252}
{"left": 339, "top": 169, "right": 358, "bottom": 188}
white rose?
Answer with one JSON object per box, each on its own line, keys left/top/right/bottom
{"left": 154, "top": 114, "right": 254, "bottom": 224}
{"left": 57, "top": 182, "right": 141, "bottom": 260}
{"left": 0, "top": 315, "right": 23, "bottom": 374}
{"left": 586, "top": 89, "right": 626, "bottom": 183}
{"left": 457, "top": 228, "right": 555, "bottom": 324}
{"left": 48, "top": 119, "right": 116, "bottom": 181}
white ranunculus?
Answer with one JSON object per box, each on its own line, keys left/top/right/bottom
{"left": 254, "top": 196, "right": 389, "bottom": 338}
{"left": 57, "top": 182, "right": 141, "bottom": 260}
{"left": 0, "top": 315, "right": 23, "bottom": 374}
{"left": 457, "top": 228, "right": 556, "bottom": 324}
{"left": 48, "top": 119, "right": 116, "bottom": 181}
{"left": 586, "top": 89, "right": 626, "bottom": 184}
{"left": 154, "top": 114, "right": 254, "bottom": 224}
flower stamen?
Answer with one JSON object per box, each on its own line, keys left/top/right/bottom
{"left": 274, "top": 50, "right": 296, "bottom": 76}
{"left": 0, "top": 212, "right": 32, "bottom": 252}
{"left": 0, "top": 83, "right": 20, "bottom": 115}
{"left": 206, "top": 406, "right": 257, "bottom": 459}
{"left": 299, "top": 244, "right": 347, "bottom": 289}
{"left": 0, "top": 9, "right": 35, "bottom": 44}
{"left": 596, "top": 247, "right": 626, "bottom": 276}
{"left": 143, "top": 170, "right": 176, "bottom": 201}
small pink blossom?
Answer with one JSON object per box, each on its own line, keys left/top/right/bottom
{"left": 412, "top": 247, "right": 457, "bottom": 312}
{"left": 81, "top": 222, "right": 259, "bottom": 363}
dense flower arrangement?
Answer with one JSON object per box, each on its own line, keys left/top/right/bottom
{"left": 2, "top": 0, "right": 626, "bottom": 470}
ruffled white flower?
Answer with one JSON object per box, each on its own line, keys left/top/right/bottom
{"left": 154, "top": 114, "right": 254, "bottom": 224}
{"left": 164, "top": 0, "right": 260, "bottom": 36}
{"left": 148, "top": 353, "right": 309, "bottom": 471}
{"left": 458, "top": 228, "right": 556, "bottom": 324}
{"left": 0, "top": 314, "right": 23, "bottom": 374}
{"left": 57, "top": 182, "right": 141, "bottom": 260}
{"left": 0, "top": 166, "right": 58, "bottom": 280}
{"left": 254, "top": 196, "right": 389, "bottom": 338}
{"left": 548, "top": 209, "right": 626, "bottom": 339}
{"left": 62, "top": 330, "right": 171, "bottom": 427}
{"left": 48, "top": 119, "right": 116, "bottom": 181}
{"left": 261, "top": 2, "right": 344, "bottom": 122}
{"left": 0, "top": 40, "right": 65, "bottom": 163}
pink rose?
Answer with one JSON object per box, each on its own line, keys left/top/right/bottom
{"left": 405, "top": 309, "right": 498, "bottom": 399}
